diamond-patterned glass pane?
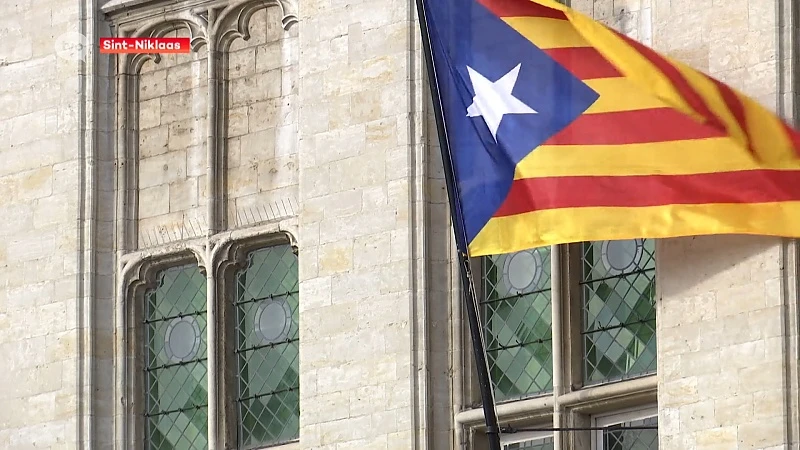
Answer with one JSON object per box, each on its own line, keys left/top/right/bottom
{"left": 144, "top": 264, "right": 208, "bottom": 450}
{"left": 506, "top": 436, "right": 555, "bottom": 450}
{"left": 582, "top": 239, "right": 657, "bottom": 384}
{"left": 482, "top": 247, "right": 553, "bottom": 402}
{"left": 235, "top": 244, "right": 300, "bottom": 449}
{"left": 603, "top": 416, "right": 658, "bottom": 450}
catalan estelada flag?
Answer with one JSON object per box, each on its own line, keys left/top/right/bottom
{"left": 421, "top": 0, "right": 800, "bottom": 257}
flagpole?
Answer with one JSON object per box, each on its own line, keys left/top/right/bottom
{"left": 414, "top": 1, "right": 503, "bottom": 449}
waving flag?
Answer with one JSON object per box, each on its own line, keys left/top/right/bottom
{"left": 422, "top": 0, "right": 800, "bottom": 257}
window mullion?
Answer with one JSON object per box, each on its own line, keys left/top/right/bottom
{"left": 550, "top": 244, "right": 566, "bottom": 450}
{"left": 205, "top": 258, "right": 221, "bottom": 450}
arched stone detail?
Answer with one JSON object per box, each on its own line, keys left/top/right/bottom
{"left": 213, "top": 0, "right": 298, "bottom": 49}
{"left": 128, "top": 16, "right": 209, "bottom": 73}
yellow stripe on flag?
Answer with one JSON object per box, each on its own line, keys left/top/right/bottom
{"left": 583, "top": 78, "right": 667, "bottom": 113}
{"left": 532, "top": 2, "right": 704, "bottom": 123}
{"left": 670, "top": 60, "right": 749, "bottom": 149}
{"left": 504, "top": 16, "right": 589, "bottom": 49}
{"left": 468, "top": 202, "right": 800, "bottom": 256}
{"left": 743, "top": 95, "right": 796, "bottom": 163}
{"left": 514, "top": 138, "right": 800, "bottom": 179}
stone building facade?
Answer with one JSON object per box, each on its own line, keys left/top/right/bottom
{"left": 0, "top": 0, "right": 798, "bottom": 449}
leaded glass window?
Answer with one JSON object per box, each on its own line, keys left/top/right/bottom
{"left": 482, "top": 246, "right": 553, "bottom": 402}
{"left": 602, "top": 416, "right": 658, "bottom": 450}
{"left": 581, "top": 239, "right": 657, "bottom": 384}
{"left": 505, "top": 436, "right": 555, "bottom": 450}
{"left": 234, "top": 244, "right": 300, "bottom": 448}
{"left": 144, "top": 264, "right": 209, "bottom": 450}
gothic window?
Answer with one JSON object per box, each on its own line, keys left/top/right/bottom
{"left": 502, "top": 434, "right": 555, "bottom": 450}
{"left": 472, "top": 240, "right": 658, "bottom": 448}
{"left": 581, "top": 240, "right": 657, "bottom": 384}
{"left": 135, "top": 239, "right": 300, "bottom": 449}
{"left": 592, "top": 407, "right": 659, "bottom": 450}
{"left": 234, "top": 244, "right": 300, "bottom": 448}
{"left": 483, "top": 247, "right": 553, "bottom": 401}
{"left": 144, "top": 263, "right": 209, "bottom": 450}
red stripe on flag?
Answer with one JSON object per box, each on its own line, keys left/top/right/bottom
{"left": 477, "top": 0, "right": 567, "bottom": 19}
{"left": 544, "top": 108, "right": 727, "bottom": 145}
{"left": 710, "top": 78, "right": 754, "bottom": 154}
{"left": 615, "top": 31, "right": 728, "bottom": 133}
{"left": 495, "top": 169, "right": 800, "bottom": 216}
{"left": 543, "top": 47, "right": 622, "bottom": 80}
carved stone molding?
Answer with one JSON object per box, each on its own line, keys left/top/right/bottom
{"left": 127, "top": 16, "right": 209, "bottom": 72}
{"left": 213, "top": 0, "right": 298, "bottom": 50}
{"left": 107, "top": 0, "right": 298, "bottom": 254}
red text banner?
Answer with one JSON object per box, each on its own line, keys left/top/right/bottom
{"left": 99, "top": 37, "right": 191, "bottom": 54}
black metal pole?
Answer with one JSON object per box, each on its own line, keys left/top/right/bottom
{"left": 414, "top": 1, "right": 502, "bottom": 449}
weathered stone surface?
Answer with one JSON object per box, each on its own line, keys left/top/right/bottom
{"left": 3, "top": 0, "right": 799, "bottom": 449}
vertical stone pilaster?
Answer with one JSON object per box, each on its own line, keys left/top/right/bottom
{"left": 296, "top": 1, "right": 430, "bottom": 448}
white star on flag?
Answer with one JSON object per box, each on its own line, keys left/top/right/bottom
{"left": 466, "top": 63, "right": 538, "bottom": 141}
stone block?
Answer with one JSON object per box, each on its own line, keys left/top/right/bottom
{"left": 679, "top": 401, "right": 717, "bottom": 432}
{"left": 738, "top": 419, "right": 785, "bottom": 449}
{"left": 318, "top": 415, "right": 373, "bottom": 445}
{"left": 138, "top": 185, "right": 170, "bottom": 218}
{"left": 275, "top": 123, "right": 298, "bottom": 157}
{"left": 248, "top": 98, "right": 281, "bottom": 132}
{"left": 227, "top": 106, "right": 249, "bottom": 138}
{"left": 718, "top": 340, "right": 765, "bottom": 369}
{"left": 139, "top": 124, "right": 169, "bottom": 158}
{"left": 318, "top": 240, "right": 353, "bottom": 276}
{"left": 186, "top": 144, "right": 207, "bottom": 178}
{"left": 713, "top": 394, "right": 753, "bottom": 426}
{"left": 138, "top": 67, "right": 167, "bottom": 101}
{"left": 299, "top": 276, "right": 332, "bottom": 312}
{"left": 679, "top": 348, "right": 720, "bottom": 376}
{"left": 752, "top": 389, "right": 786, "bottom": 419}
{"left": 328, "top": 151, "right": 386, "bottom": 192}
{"left": 167, "top": 117, "right": 205, "bottom": 151}
{"left": 319, "top": 211, "right": 396, "bottom": 245}
{"left": 228, "top": 163, "right": 260, "bottom": 198}
{"left": 257, "top": 155, "right": 298, "bottom": 191}
{"left": 240, "top": 128, "right": 276, "bottom": 166}
{"left": 230, "top": 70, "right": 282, "bottom": 107}
{"left": 738, "top": 361, "right": 785, "bottom": 393}
{"left": 169, "top": 178, "right": 199, "bottom": 212}
{"left": 32, "top": 193, "right": 72, "bottom": 229}
{"left": 138, "top": 97, "right": 161, "bottom": 129}
{"left": 228, "top": 48, "right": 256, "bottom": 80}
{"left": 159, "top": 89, "right": 207, "bottom": 125}
{"left": 0, "top": 202, "right": 34, "bottom": 237}
{"left": 693, "top": 426, "right": 737, "bottom": 448}
{"left": 166, "top": 60, "right": 208, "bottom": 94}
{"left": 313, "top": 125, "right": 366, "bottom": 166}
{"left": 138, "top": 150, "right": 187, "bottom": 189}
{"left": 6, "top": 231, "right": 56, "bottom": 262}
{"left": 255, "top": 42, "right": 283, "bottom": 73}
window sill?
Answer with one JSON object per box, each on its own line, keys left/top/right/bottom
{"left": 454, "top": 374, "right": 657, "bottom": 427}
{"left": 247, "top": 440, "right": 300, "bottom": 450}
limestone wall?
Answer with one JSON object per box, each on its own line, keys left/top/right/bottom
{"left": 0, "top": 0, "right": 85, "bottom": 447}
{"left": 295, "top": 0, "right": 445, "bottom": 447}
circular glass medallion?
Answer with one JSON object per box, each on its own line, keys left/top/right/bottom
{"left": 502, "top": 249, "right": 543, "bottom": 294}
{"left": 255, "top": 297, "right": 292, "bottom": 344}
{"left": 601, "top": 239, "right": 643, "bottom": 276}
{"left": 164, "top": 316, "right": 201, "bottom": 363}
